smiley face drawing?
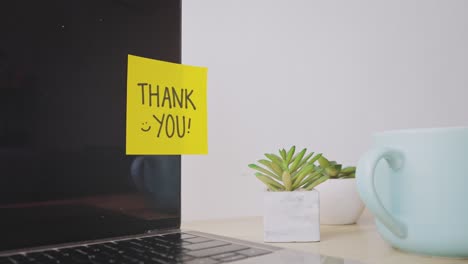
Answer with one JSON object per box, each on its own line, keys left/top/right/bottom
{"left": 141, "top": 121, "right": 151, "bottom": 132}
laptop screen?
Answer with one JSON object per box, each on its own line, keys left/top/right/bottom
{"left": 0, "top": 0, "right": 181, "bottom": 252}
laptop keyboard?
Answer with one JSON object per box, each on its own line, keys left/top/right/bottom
{"left": 0, "top": 232, "right": 272, "bottom": 264}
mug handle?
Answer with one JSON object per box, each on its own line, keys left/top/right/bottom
{"left": 356, "top": 147, "right": 407, "bottom": 238}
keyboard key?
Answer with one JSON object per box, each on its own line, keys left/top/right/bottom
{"left": 236, "top": 248, "right": 271, "bottom": 257}
{"left": 175, "top": 254, "right": 194, "bottom": 262}
{"left": 6, "top": 254, "right": 31, "bottom": 263}
{"left": 142, "top": 237, "right": 175, "bottom": 248}
{"left": 93, "top": 254, "right": 120, "bottom": 264}
{"left": 183, "top": 258, "right": 219, "bottom": 264}
{"left": 181, "top": 233, "right": 197, "bottom": 239}
{"left": 149, "top": 256, "right": 171, "bottom": 264}
{"left": 120, "top": 254, "right": 141, "bottom": 263}
{"left": 160, "top": 233, "right": 183, "bottom": 242}
{"left": 89, "top": 244, "right": 109, "bottom": 251}
{"left": 147, "top": 250, "right": 175, "bottom": 261}
{"left": 186, "top": 244, "right": 249, "bottom": 258}
{"left": 42, "top": 250, "right": 63, "bottom": 259}
{"left": 26, "top": 252, "right": 61, "bottom": 263}
{"left": 0, "top": 257, "right": 16, "bottom": 264}
{"left": 125, "top": 246, "right": 145, "bottom": 254}
{"left": 184, "top": 237, "right": 212, "bottom": 244}
{"left": 183, "top": 241, "right": 229, "bottom": 251}
{"left": 101, "top": 243, "right": 119, "bottom": 251}
{"left": 219, "top": 254, "right": 247, "bottom": 262}
{"left": 210, "top": 253, "right": 236, "bottom": 259}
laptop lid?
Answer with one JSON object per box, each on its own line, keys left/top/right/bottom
{"left": 0, "top": 0, "right": 181, "bottom": 252}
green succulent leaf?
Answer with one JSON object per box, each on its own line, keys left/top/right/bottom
{"left": 307, "top": 153, "right": 322, "bottom": 165}
{"left": 248, "top": 164, "right": 280, "bottom": 180}
{"left": 285, "top": 146, "right": 296, "bottom": 165}
{"left": 265, "top": 153, "right": 288, "bottom": 172}
{"left": 340, "top": 166, "right": 356, "bottom": 175}
{"left": 305, "top": 175, "right": 329, "bottom": 190}
{"left": 279, "top": 149, "right": 287, "bottom": 160}
{"left": 289, "top": 148, "right": 307, "bottom": 172}
{"left": 318, "top": 156, "right": 330, "bottom": 168}
{"left": 324, "top": 166, "right": 338, "bottom": 177}
{"left": 291, "top": 164, "right": 315, "bottom": 187}
{"left": 293, "top": 152, "right": 313, "bottom": 169}
{"left": 270, "top": 162, "right": 284, "bottom": 176}
{"left": 299, "top": 168, "right": 324, "bottom": 189}
{"left": 282, "top": 171, "right": 292, "bottom": 191}
{"left": 264, "top": 183, "right": 278, "bottom": 191}
{"left": 257, "top": 159, "right": 282, "bottom": 179}
{"left": 255, "top": 173, "right": 284, "bottom": 190}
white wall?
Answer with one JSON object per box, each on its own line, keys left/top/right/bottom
{"left": 181, "top": 0, "right": 468, "bottom": 221}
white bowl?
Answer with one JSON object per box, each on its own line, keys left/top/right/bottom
{"left": 315, "top": 178, "right": 365, "bottom": 225}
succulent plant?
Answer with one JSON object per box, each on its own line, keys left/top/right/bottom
{"left": 248, "top": 146, "right": 329, "bottom": 191}
{"left": 318, "top": 156, "right": 356, "bottom": 179}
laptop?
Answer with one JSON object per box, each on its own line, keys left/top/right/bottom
{"left": 0, "top": 0, "right": 364, "bottom": 263}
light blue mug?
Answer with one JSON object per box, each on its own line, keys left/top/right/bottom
{"left": 356, "top": 127, "right": 468, "bottom": 258}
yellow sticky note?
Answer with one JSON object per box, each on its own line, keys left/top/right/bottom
{"left": 126, "top": 55, "right": 208, "bottom": 155}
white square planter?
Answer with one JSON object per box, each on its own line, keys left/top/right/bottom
{"left": 263, "top": 190, "right": 320, "bottom": 242}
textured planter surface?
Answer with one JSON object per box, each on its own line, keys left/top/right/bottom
{"left": 315, "top": 178, "right": 364, "bottom": 225}
{"left": 263, "top": 190, "right": 320, "bottom": 242}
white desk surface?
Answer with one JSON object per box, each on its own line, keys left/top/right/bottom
{"left": 182, "top": 210, "right": 468, "bottom": 264}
